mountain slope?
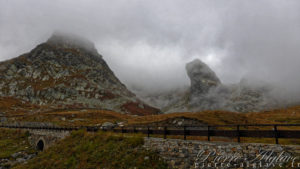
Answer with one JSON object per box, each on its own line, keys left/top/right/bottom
{"left": 0, "top": 32, "right": 159, "bottom": 115}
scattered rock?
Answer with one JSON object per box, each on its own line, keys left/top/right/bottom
{"left": 1, "top": 151, "right": 37, "bottom": 168}
{"left": 101, "top": 122, "right": 116, "bottom": 130}
{"left": 117, "top": 122, "right": 125, "bottom": 127}
{"left": 0, "top": 117, "right": 7, "bottom": 123}
{"left": 16, "top": 158, "right": 26, "bottom": 163}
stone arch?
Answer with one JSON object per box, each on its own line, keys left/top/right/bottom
{"left": 36, "top": 138, "right": 46, "bottom": 151}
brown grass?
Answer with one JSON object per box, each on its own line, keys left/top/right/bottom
{"left": 4, "top": 105, "right": 300, "bottom": 127}
{"left": 1, "top": 105, "right": 300, "bottom": 145}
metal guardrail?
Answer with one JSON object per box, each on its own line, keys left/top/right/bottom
{"left": 1, "top": 124, "right": 300, "bottom": 144}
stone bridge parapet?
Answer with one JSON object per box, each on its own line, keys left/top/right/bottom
{"left": 144, "top": 137, "right": 300, "bottom": 169}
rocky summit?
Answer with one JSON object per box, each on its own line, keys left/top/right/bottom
{"left": 186, "top": 59, "right": 221, "bottom": 97}
{"left": 0, "top": 32, "right": 160, "bottom": 115}
{"left": 184, "top": 60, "right": 280, "bottom": 112}
{"left": 139, "top": 59, "right": 280, "bottom": 113}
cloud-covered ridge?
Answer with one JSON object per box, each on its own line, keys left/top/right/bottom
{"left": 0, "top": 0, "right": 300, "bottom": 101}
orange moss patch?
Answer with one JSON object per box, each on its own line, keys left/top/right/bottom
{"left": 121, "top": 102, "right": 160, "bottom": 116}
{"left": 0, "top": 97, "right": 41, "bottom": 115}
{"left": 246, "top": 105, "right": 300, "bottom": 124}
{"left": 99, "top": 91, "right": 116, "bottom": 100}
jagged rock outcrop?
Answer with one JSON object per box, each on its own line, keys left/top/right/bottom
{"left": 183, "top": 60, "right": 279, "bottom": 112}
{"left": 186, "top": 59, "right": 221, "bottom": 97}
{"left": 184, "top": 59, "right": 279, "bottom": 112}
{"left": 139, "top": 59, "right": 279, "bottom": 113}
{"left": 0, "top": 32, "right": 160, "bottom": 115}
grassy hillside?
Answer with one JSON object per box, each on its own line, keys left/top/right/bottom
{"left": 2, "top": 104, "right": 300, "bottom": 145}
{"left": 14, "top": 130, "right": 168, "bottom": 169}
{"left": 6, "top": 106, "right": 300, "bottom": 127}
{"left": 6, "top": 109, "right": 131, "bottom": 127}
{"left": 0, "top": 129, "right": 36, "bottom": 168}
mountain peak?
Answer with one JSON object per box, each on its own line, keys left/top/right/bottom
{"left": 186, "top": 59, "right": 221, "bottom": 96}
{"left": 0, "top": 33, "right": 160, "bottom": 115}
{"left": 46, "top": 31, "right": 98, "bottom": 55}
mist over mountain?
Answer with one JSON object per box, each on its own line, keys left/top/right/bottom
{"left": 1, "top": 2, "right": 300, "bottom": 169}
{"left": 138, "top": 59, "right": 286, "bottom": 113}
{"left": 0, "top": 32, "right": 160, "bottom": 115}
{"left": 1, "top": 1, "right": 300, "bottom": 112}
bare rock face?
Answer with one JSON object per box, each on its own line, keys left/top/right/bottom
{"left": 141, "top": 59, "right": 279, "bottom": 113}
{"left": 186, "top": 59, "right": 221, "bottom": 97}
{"left": 183, "top": 60, "right": 278, "bottom": 112}
{"left": 0, "top": 32, "right": 160, "bottom": 115}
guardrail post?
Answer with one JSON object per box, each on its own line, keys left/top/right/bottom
{"left": 147, "top": 126, "right": 150, "bottom": 138}
{"left": 164, "top": 126, "right": 167, "bottom": 139}
{"left": 207, "top": 126, "right": 210, "bottom": 141}
{"left": 183, "top": 126, "right": 187, "bottom": 140}
{"left": 274, "top": 125, "right": 279, "bottom": 144}
{"left": 237, "top": 125, "right": 240, "bottom": 143}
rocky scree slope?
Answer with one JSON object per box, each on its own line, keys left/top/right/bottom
{"left": 0, "top": 33, "right": 159, "bottom": 115}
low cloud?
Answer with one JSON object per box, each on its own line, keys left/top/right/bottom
{"left": 0, "top": 0, "right": 300, "bottom": 99}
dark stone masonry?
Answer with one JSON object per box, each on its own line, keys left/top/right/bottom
{"left": 143, "top": 137, "right": 300, "bottom": 169}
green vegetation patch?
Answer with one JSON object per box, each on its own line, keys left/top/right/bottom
{"left": 0, "top": 129, "right": 35, "bottom": 159}
{"left": 15, "top": 130, "right": 168, "bottom": 169}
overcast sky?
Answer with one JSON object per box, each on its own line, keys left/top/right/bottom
{"left": 1, "top": 0, "right": 300, "bottom": 94}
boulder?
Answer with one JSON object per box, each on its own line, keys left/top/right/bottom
{"left": 101, "top": 122, "right": 116, "bottom": 130}
{"left": 117, "top": 122, "right": 125, "bottom": 127}
{"left": 0, "top": 117, "right": 7, "bottom": 123}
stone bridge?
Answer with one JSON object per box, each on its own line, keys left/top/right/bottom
{"left": 0, "top": 125, "right": 71, "bottom": 151}
{"left": 0, "top": 123, "right": 76, "bottom": 151}
{"left": 26, "top": 129, "right": 70, "bottom": 151}
{"left": 0, "top": 122, "right": 98, "bottom": 152}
